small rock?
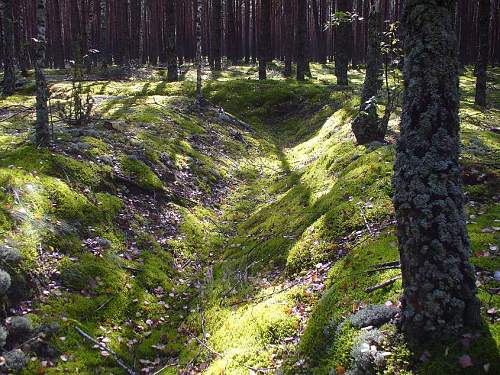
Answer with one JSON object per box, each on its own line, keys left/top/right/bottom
{"left": 350, "top": 304, "right": 399, "bottom": 328}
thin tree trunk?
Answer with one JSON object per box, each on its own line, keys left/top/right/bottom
{"left": 52, "top": 0, "right": 65, "bottom": 68}
{"left": 259, "top": 0, "right": 271, "bottom": 80}
{"left": 212, "top": 0, "right": 222, "bottom": 70}
{"left": 474, "top": 0, "right": 490, "bottom": 107}
{"left": 166, "top": 0, "right": 178, "bottom": 80}
{"left": 296, "top": 0, "right": 307, "bottom": 81}
{"left": 352, "top": 0, "right": 385, "bottom": 144}
{"left": 35, "top": 0, "right": 50, "bottom": 146}
{"left": 283, "top": 1, "right": 293, "bottom": 77}
{"left": 335, "top": 0, "right": 350, "bottom": 85}
{"left": 1, "top": 0, "right": 15, "bottom": 96}
{"left": 393, "top": 0, "right": 481, "bottom": 343}
{"left": 195, "top": 0, "right": 203, "bottom": 103}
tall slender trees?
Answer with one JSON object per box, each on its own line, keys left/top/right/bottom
{"left": 212, "top": 0, "right": 222, "bottom": 70}
{"left": 334, "top": 0, "right": 351, "bottom": 86}
{"left": 1, "top": 0, "right": 15, "bottom": 96}
{"left": 34, "top": 0, "right": 50, "bottom": 146}
{"left": 258, "top": 0, "right": 271, "bottom": 80}
{"left": 393, "top": 0, "right": 481, "bottom": 342}
{"left": 297, "top": 0, "right": 308, "bottom": 81}
{"left": 166, "top": 0, "right": 178, "bottom": 81}
{"left": 475, "top": 0, "right": 491, "bottom": 107}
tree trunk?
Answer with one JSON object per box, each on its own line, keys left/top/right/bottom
{"left": 166, "top": 0, "right": 178, "bottom": 80}
{"left": 296, "top": 0, "right": 307, "bottom": 81}
{"left": 335, "top": 0, "right": 350, "bottom": 85}
{"left": 352, "top": 0, "right": 386, "bottom": 144}
{"left": 474, "top": 0, "right": 490, "bottom": 107}
{"left": 52, "top": 0, "right": 65, "bottom": 68}
{"left": 99, "top": 0, "right": 110, "bottom": 71}
{"left": 227, "top": 0, "right": 238, "bottom": 64}
{"left": 393, "top": 0, "right": 481, "bottom": 343}
{"left": 1, "top": 0, "right": 15, "bottom": 96}
{"left": 244, "top": 0, "right": 250, "bottom": 63}
{"left": 195, "top": 0, "right": 203, "bottom": 103}
{"left": 35, "top": 0, "right": 50, "bottom": 146}
{"left": 312, "top": 0, "right": 326, "bottom": 64}
{"left": 212, "top": 0, "right": 222, "bottom": 70}
{"left": 259, "top": 0, "right": 271, "bottom": 80}
{"left": 283, "top": 1, "right": 293, "bottom": 77}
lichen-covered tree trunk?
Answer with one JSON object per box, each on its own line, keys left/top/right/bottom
{"left": 195, "top": 0, "right": 203, "bottom": 104}
{"left": 99, "top": 0, "right": 110, "bottom": 71}
{"left": 296, "top": 0, "right": 307, "bottom": 81}
{"left": 166, "top": 0, "right": 178, "bottom": 81}
{"left": 258, "top": 0, "right": 271, "bottom": 80}
{"left": 352, "top": 0, "right": 386, "bottom": 144}
{"left": 393, "top": 0, "right": 481, "bottom": 343}
{"left": 1, "top": 0, "right": 15, "bottom": 96}
{"left": 34, "top": 0, "right": 50, "bottom": 146}
{"left": 212, "top": 0, "right": 222, "bottom": 70}
{"left": 334, "top": 0, "right": 351, "bottom": 86}
{"left": 474, "top": 0, "right": 490, "bottom": 107}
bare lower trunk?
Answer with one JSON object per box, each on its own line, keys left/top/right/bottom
{"left": 1, "top": 0, "right": 15, "bottom": 96}
{"left": 296, "top": 0, "right": 307, "bottom": 81}
{"left": 474, "top": 0, "right": 490, "bottom": 107}
{"left": 195, "top": 0, "right": 203, "bottom": 104}
{"left": 35, "top": 0, "right": 50, "bottom": 146}
{"left": 393, "top": 0, "right": 481, "bottom": 343}
{"left": 335, "top": 0, "right": 350, "bottom": 86}
{"left": 352, "top": 0, "right": 387, "bottom": 144}
{"left": 166, "top": 0, "right": 178, "bottom": 81}
{"left": 212, "top": 0, "right": 222, "bottom": 70}
{"left": 259, "top": 0, "right": 271, "bottom": 80}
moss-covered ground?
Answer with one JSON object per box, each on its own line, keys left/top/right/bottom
{"left": 0, "top": 64, "right": 498, "bottom": 374}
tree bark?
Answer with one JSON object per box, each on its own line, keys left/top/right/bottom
{"left": 52, "top": 0, "right": 65, "bottom": 68}
{"left": 474, "top": 0, "right": 490, "bottom": 107}
{"left": 166, "top": 0, "right": 178, "bottom": 80}
{"left": 352, "top": 0, "right": 386, "bottom": 144}
{"left": 227, "top": 0, "right": 238, "bottom": 64}
{"left": 259, "top": 0, "right": 271, "bottom": 80}
{"left": 335, "top": 0, "right": 350, "bottom": 86}
{"left": 35, "top": 0, "right": 50, "bottom": 146}
{"left": 212, "top": 0, "right": 222, "bottom": 70}
{"left": 1, "top": 0, "right": 15, "bottom": 96}
{"left": 393, "top": 0, "right": 481, "bottom": 343}
{"left": 195, "top": 0, "right": 203, "bottom": 103}
{"left": 296, "top": 0, "right": 307, "bottom": 81}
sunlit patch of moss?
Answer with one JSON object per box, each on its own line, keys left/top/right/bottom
{"left": 80, "top": 136, "right": 112, "bottom": 157}
{"left": 300, "top": 234, "right": 401, "bottom": 365}
{"left": 203, "top": 287, "right": 300, "bottom": 374}
{"left": 120, "top": 156, "right": 163, "bottom": 191}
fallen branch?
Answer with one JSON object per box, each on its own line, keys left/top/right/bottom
{"left": 74, "top": 326, "right": 137, "bottom": 375}
{"left": 358, "top": 204, "right": 374, "bottom": 236}
{"left": 364, "top": 275, "right": 401, "bottom": 293}
{"left": 365, "top": 265, "right": 400, "bottom": 274}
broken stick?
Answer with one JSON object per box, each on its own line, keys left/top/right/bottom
{"left": 364, "top": 275, "right": 401, "bottom": 293}
{"left": 74, "top": 326, "right": 137, "bottom": 375}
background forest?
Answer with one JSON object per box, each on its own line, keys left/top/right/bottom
{"left": 0, "top": 0, "right": 499, "bottom": 374}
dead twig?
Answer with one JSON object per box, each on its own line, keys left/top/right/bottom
{"left": 74, "top": 326, "right": 137, "bottom": 375}
{"left": 364, "top": 275, "right": 401, "bottom": 293}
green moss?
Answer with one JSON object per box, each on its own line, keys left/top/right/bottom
{"left": 300, "top": 234, "right": 401, "bottom": 364}
{"left": 120, "top": 156, "right": 163, "bottom": 191}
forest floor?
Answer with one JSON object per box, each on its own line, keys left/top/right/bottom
{"left": 0, "top": 64, "right": 498, "bottom": 375}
